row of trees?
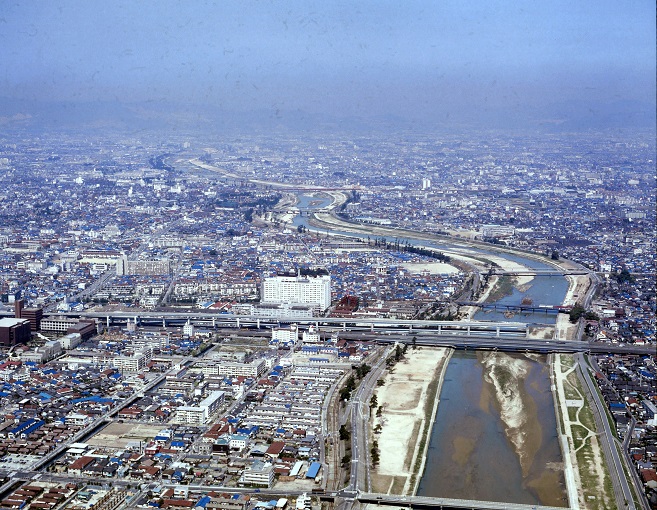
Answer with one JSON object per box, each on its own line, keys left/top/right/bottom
{"left": 364, "top": 236, "right": 451, "bottom": 263}
{"left": 339, "top": 364, "right": 371, "bottom": 402}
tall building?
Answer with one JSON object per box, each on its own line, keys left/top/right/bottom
{"left": 0, "top": 318, "right": 30, "bottom": 346}
{"left": 15, "top": 299, "right": 43, "bottom": 332}
{"left": 261, "top": 273, "right": 331, "bottom": 311}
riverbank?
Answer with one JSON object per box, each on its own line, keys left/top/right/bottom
{"left": 369, "top": 347, "right": 452, "bottom": 495}
{"left": 552, "top": 353, "right": 614, "bottom": 509}
{"left": 554, "top": 273, "right": 593, "bottom": 340}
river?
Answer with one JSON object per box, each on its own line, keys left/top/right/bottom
{"left": 292, "top": 192, "right": 569, "bottom": 505}
{"left": 292, "top": 192, "right": 569, "bottom": 324}
{"left": 416, "top": 350, "right": 567, "bottom": 506}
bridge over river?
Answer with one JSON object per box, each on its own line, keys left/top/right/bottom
{"left": 489, "top": 269, "right": 590, "bottom": 276}
{"left": 356, "top": 492, "right": 567, "bottom": 510}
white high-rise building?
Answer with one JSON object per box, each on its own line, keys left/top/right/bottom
{"left": 262, "top": 274, "right": 331, "bottom": 311}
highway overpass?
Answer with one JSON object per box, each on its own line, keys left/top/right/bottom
{"left": 44, "top": 311, "right": 531, "bottom": 337}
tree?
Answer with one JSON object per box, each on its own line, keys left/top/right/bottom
{"left": 569, "top": 304, "right": 586, "bottom": 323}
{"left": 395, "top": 344, "right": 403, "bottom": 362}
{"left": 412, "top": 336, "right": 417, "bottom": 350}
{"left": 551, "top": 250, "right": 559, "bottom": 260}
{"left": 371, "top": 440, "right": 380, "bottom": 466}
{"left": 614, "top": 268, "right": 634, "bottom": 284}
{"left": 356, "top": 364, "right": 371, "bottom": 379}
{"left": 339, "top": 425, "right": 351, "bottom": 441}
{"left": 370, "top": 394, "right": 378, "bottom": 409}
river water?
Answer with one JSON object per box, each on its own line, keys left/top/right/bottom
{"left": 292, "top": 193, "right": 568, "bottom": 505}
{"left": 416, "top": 351, "right": 567, "bottom": 506}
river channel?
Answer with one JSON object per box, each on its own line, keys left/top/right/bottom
{"left": 416, "top": 350, "right": 567, "bottom": 506}
{"left": 292, "top": 193, "right": 569, "bottom": 323}
{"left": 292, "top": 193, "right": 569, "bottom": 505}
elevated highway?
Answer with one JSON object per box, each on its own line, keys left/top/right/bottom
{"left": 33, "top": 310, "right": 531, "bottom": 338}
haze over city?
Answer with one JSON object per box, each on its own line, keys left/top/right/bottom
{"left": 0, "top": 0, "right": 655, "bottom": 132}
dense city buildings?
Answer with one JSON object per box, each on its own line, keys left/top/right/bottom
{"left": 0, "top": 130, "right": 653, "bottom": 508}
{"left": 0, "top": 131, "right": 652, "bottom": 342}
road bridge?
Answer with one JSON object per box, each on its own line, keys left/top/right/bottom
{"left": 457, "top": 301, "right": 563, "bottom": 314}
{"left": 490, "top": 270, "right": 590, "bottom": 276}
{"left": 358, "top": 492, "right": 567, "bottom": 510}
{"left": 377, "top": 334, "right": 655, "bottom": 356}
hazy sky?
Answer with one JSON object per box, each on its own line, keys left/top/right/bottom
{"left": 1, "top": 0, "right": 655, "bottom": 126}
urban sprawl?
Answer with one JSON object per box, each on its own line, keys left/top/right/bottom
{"left": 0, "top": 131, "right": 654, "bottom": 510}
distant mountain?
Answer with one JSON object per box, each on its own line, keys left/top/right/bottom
{"left": 532, "top": 99, "right": 656, "bottom": 132}
{"left": 0, "top": 96, "right": 654, "bottom": 135}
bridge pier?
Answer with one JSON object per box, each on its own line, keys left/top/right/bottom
{"left": 162, "top": 318, "right": 166, "bottom": 328}
{"left": 212, "top": 317, "right": 216, "bottom": 328}
{"left": 257, "top": 318, "right": 260, "bottom": 329}
{"left": 496, "top": 326, "right": 500, "bottom": 337}
{"left": 467, "top": 325, "right": 471, "bottom": 336}
{"left": 236, "top": 318, "right": 240, "bottom": 328}
{"left": 106, "top": 316, "right": 110, "bottom": 328}
{"left": 438, "top": 325, "right": 442, "bottom": 335}
{"left": 342, "top": 322, "right": 346, "bottom": 331}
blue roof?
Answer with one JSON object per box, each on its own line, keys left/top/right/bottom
{"left": 306, "top": 461, "right": 321, "bottom": 479}
{"left": 196, "top": 496, "right": 211, "bottom": 508}
{"left": 71, "top": 396, "right": 114, "bottom": 404}
{"left": 21, "top": 420, "right": 44, "bottom": 436}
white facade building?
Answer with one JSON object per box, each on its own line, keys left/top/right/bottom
{"left": 240, "top": 460, "right": 274, "bottom": 488}
{"left": 175, "top": 391, "right": 225, "bottom": 425}
{"left": 480, "top": 224, "right": 515, "bottom": 238}
{"left": 183, "top": 321, "right": 195, "bottom": 337}
{"left": 112, "top": 348, "right": 152, "bottom": 372}
{"left": 262, "top": 274, "right": 331, "bottom": 311}
{"left": 200, "top": 358, "right": 266, "bottom": 379}
{"left": 272, "top": 325, "right": 298, "bottom": 344}
{"left": 302, "top": 326, "right": 321, "bottom": 343}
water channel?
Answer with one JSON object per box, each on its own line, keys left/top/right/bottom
{"left": 292, "top": 193, "right": 569, "bottom": 505}
{"left": 416, "top": 351, "right": 567, "bottom": 506}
